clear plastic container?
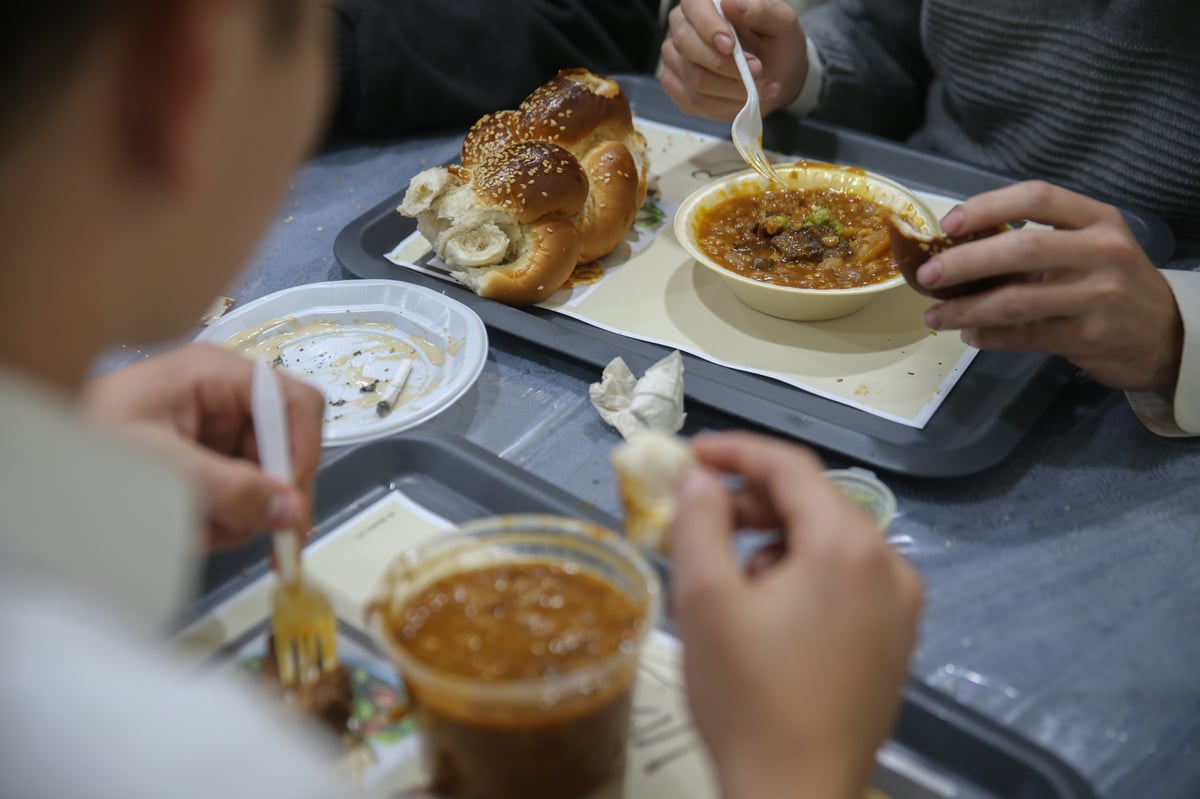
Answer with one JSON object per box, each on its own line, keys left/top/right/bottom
{"left": 367, "top": 514, "right": 660, "bottom": 799}
{"left": 825, "top": 467, "right": 897, "bottom": 531}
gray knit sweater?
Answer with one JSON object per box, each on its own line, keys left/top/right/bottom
{"left": 802, "top": 0, "right": 1200, "bottom": 243}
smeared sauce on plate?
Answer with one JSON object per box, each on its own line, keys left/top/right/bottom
{"left": 223, "top": 315, "right": 455, "bottom": 427}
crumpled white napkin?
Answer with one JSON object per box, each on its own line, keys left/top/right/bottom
{"left": 589, "top": 350, "right": 686, "bottom": 440}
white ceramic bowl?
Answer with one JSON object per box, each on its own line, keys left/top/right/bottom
{"left": 674, "top": 162, "right": 939, "bottom": 321}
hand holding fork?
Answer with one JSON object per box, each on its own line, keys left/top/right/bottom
{"left": 710, "top": 0, "right": 785, "bottom": 187}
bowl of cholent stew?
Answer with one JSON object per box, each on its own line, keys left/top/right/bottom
{"left": 674, "top": 162, "right": 940, "bottom": 321}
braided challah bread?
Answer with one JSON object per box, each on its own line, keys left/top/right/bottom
{"left": 398, "top": 69, "right": 649, "bottom": 305}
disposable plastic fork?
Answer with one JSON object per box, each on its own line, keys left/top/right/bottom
{"left": 712, "top": 0, "right": 785, "bottom": 187}
{"left": 251, "top": 358, "right": 338, "bottom": 686}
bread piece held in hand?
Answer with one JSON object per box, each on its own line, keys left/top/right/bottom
{"left": 611, "top": 431, "right": 696, "bottom": 553}
{"left": 887, "top": 214, "right": 1009, "bottom": 300}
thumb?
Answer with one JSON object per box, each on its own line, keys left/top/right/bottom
{"left": 668, "top": 467, "right": 743, "bottom": 616}
{"left": 181, "top": 444, "right": 306, "bottom": 537}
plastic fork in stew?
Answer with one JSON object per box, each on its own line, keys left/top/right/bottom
{"left": 711, "top": 0, "right": 785, "bottom": 187}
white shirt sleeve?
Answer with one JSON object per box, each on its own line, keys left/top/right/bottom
{"left": 1126, "top": 269, "right": 1200, "bottom": 437}
{"left": 784, "top": 35, "right": 826, "bottom": 117}
{"left": 0, "top": 584, "right": 357, "bottom": 799}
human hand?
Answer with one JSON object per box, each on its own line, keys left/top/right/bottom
{"left": 660, "top": 0, "right": 808, "bottom": 120}
{"left": 668, "top": 432, "right": 922, "bottom": 799}
{"left": 918, "top": 181, "right": 1184, "bottom": 393}
{"left": 83, "top": 343, "right": 326, "bottom": 550}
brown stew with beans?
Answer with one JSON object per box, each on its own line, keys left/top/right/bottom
{"left": 389, "top": 561, "right": 644, "bottom": 799}
{"left": 696, "top": 187, "right": 909, "bottom": 289}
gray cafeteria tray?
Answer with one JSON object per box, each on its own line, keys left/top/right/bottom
{"left": 195, "top": 432, "right": 1097, "bottom": 799}
{"left": 332, "top": 76, "right": 1176, "bottom": 477}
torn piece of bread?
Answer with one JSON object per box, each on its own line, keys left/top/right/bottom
{"left": 886, "top": 214, "right": 1010, "bottom": 300}
{"left": 611, "top": 431, "right": 697, "bottom": 553}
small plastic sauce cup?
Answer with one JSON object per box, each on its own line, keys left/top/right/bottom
{"left": 825, "top": 467, "right": 897, "bottom": 531}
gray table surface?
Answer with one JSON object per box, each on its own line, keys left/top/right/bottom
{"left": 99, "top": 124, "right": 1200, "bottom": 798}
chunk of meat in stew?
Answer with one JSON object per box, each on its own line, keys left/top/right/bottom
{"left": 773, "top": 225, "right": 851, "bottom": 263}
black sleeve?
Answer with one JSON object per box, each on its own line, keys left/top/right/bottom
{"left": 330, "top": 0, "right": 663, "bottom": 139}
{"left": 800, "top": 0, "right": 932, "bottom": 139}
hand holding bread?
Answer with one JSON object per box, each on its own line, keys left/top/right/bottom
{"left": 399, "top": 69, "right": 650, "bottom": 305}
{"left": 666, "top": 432, "right": 923, "bottom": 799}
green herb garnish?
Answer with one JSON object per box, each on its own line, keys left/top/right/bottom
{"left": 807, "top": 206, "right": 843, "bottom": 235}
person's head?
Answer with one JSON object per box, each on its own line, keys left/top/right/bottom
{"left": 0, "top": 1, "right": 330, "bottom": 388}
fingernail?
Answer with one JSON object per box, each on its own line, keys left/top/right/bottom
{"left": 732, "top": 0, "right": 748, "bottom": 12}
{"left": 714, "top": 33, "right": 733, "bottom": 55}
{"left": 916, "top": 258, "right": 942, "bottom": 286}
{"left": 924, "top": 307, "right": 942, "bottom": 330}
{"left": 763, "top": 81, "right": 780, "bottom": 101}
{"left": 941, "top": 208, "right": 964, "bottom": 234}
{"left": 266, "top": 492, "right": 300, "bottom": 528}
{"left": 961, "top": 329, "right": 975, "bottom": 346}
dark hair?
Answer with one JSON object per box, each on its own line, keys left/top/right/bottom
{"left": 0, "top": 1, "right": 302, "bottom": 148}
{"left": 0, "top": 6, "right": 126, "bottom": 147}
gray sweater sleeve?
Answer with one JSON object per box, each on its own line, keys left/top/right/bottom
{"left": 800, "top": 0, "right": 932, "bottom": 139}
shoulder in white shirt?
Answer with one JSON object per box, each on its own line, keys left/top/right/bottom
{"left": 0, "top": 367, "right": 351, "bottom": 799}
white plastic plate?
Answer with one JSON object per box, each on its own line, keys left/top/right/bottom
{"left": 196, "top": 280, "right": 488, "bottom": 446}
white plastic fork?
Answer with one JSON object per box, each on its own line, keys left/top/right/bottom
{"left": 712, "top": 0, "right": 785, "bottom": 187}
{"left": 251, "top": 358, "right": 338, "bottom": 686}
